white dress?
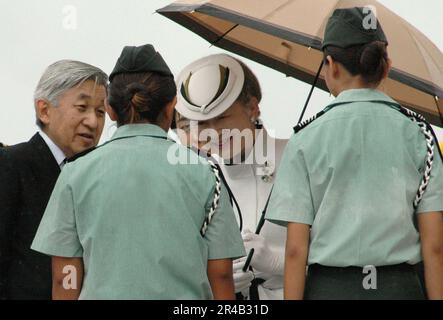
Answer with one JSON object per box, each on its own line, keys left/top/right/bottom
{"left": 218, "top": 129, "right": 288, "bottom": 300}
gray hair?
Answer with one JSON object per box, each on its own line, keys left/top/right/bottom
{"left": 34, "top": 60, "right": 108, "bottom": 128}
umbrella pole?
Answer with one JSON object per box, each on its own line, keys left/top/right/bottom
{"left": 211, "top": 24, "right": 239, "bottom": 47}
{"left": 297, "top": 60, "right": 324, "bottom": 124}
{"left": 242, "top": 186, "right": 273, "bottom": 272}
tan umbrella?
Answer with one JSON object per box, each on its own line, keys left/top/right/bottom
{"left": 158, "top": 0, "right": 443, "bottom": 127}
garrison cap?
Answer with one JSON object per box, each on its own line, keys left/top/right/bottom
{"left": 322, "top": 7, "right": 388, "bottom": 50}
{"left": 109, "top": 44, "right": 173, "bottom": 81}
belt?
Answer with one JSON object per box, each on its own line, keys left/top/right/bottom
{"left": 308, "top": 262, "right": 423, "bottom": 275}
{"left": 305, "top": 262, "right": 427, "bottom": 300}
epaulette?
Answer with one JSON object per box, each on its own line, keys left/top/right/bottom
{"left": 66, "top": 147, "right": 97, "bottom": 163}
{"left": 293, "top": 101, "right": 360, "bottom": 134}
{"left": 293, "top": 110, "right": 325, "bottom": 134}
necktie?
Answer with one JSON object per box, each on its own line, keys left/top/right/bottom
{"left": 60, "top": 158, "right": 67, "bottom": 169}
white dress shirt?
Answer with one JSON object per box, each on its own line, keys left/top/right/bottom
{"left": 39, "top": 131, "right": 66, "bottom": 169}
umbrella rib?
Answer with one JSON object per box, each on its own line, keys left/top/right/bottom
{"left": 210, "top": 24, "right": 239, "bottom": 47}
{"left": 401, "top": 21, "right": 443, "bottom": 123}
{"left": 397, "top": 16, "right": 442, "bottom": 96}
{"left": 260, "top": 0, "right": 293, "bottom": 21}
{"left": 313, "top": 0, "right": 341, "bottom": 42}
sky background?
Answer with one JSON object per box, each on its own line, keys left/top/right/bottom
{"left": 0, "top": 0, "right": 442, "bottom": 145}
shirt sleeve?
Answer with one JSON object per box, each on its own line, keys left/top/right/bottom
{"left": 31, "top": 166, "right": 83, "bottom": 257}
{"left": 203, "top": 182, "right": 246, "bottom": 260}
{"left": 265, "top": 135, "right": 315, "bottom": 226}
{"left": 416, "top": 146, "right": 443, "bottom": 214}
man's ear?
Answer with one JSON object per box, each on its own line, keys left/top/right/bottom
{"left": 105, "top": 98, "right": 118, "bottom": 122}
{"left": 35, "top": 100, "right": 51, "bottom": 126}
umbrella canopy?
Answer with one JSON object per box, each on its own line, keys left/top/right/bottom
{"left": 158, "top": 0, "right": 443, "bottom": 127}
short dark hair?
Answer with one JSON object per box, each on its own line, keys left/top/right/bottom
{"left": 323, "top": 41, "right": 389, "bottom": 85}
{"left": 107, "top": 72, "right": 176, "bottom": 126}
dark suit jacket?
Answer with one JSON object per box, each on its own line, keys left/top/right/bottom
{"left": 0, "top": 133, "right": 60, "bottom": 299}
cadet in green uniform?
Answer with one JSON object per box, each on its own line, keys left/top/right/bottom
{"left": 31, "top": 44, "right": 245, "bottom": 300}
{"left": 266, "top": 8, "right": 443, "bottom": 300}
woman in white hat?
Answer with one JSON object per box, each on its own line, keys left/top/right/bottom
{"left": 174, "top": 54, "right": 288, "bottom": 300}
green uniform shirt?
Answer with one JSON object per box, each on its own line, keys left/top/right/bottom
{"left": 31, "top": 124, "right": 245, "bottom": 300}
{"left": 266, "top": 89, "right": 443, "bottom": 267}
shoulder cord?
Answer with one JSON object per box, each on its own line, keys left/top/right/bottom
{"left": 184, "top": 146, "right": 242, "bottom": 236}
{"left": 397, "top": 107, "right": 436, "bottom": 210}
{"left": 200, "top": 159, "right": 222, "bottom": 237}
{"left": 292, "top": 104, "right": 437, "bottom": 211}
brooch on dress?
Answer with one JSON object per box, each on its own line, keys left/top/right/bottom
{"left": 256, "top": 161, "right": 275, "bottom": 183}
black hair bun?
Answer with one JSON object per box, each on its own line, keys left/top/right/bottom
{"left": 107, "top": 72, "right": 176, "bottom": 126}
{"left": 359, "top": 41, "right": 388, "bottom": 83}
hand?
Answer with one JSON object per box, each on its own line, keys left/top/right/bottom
{"left": 242, "top": 229, "right": 284, "bottom": 275}
{"left": 233, "top": 256, "right": 254, "bottom": 296}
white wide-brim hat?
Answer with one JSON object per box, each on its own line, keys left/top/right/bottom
{"left": 176, "top": 54, "right": 245, "bottom": 121}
